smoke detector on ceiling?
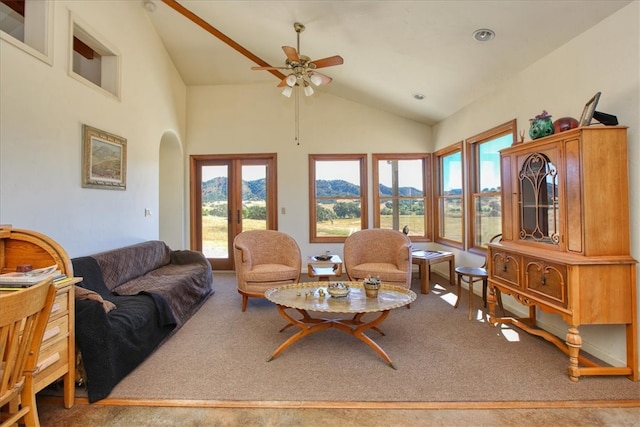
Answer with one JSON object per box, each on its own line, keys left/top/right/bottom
{"left": 143, "top": 0, "right": 157, "bottom": 13}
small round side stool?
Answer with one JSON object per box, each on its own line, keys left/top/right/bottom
{"left": 454, "top": 266, "right": 503, "bottom": 320}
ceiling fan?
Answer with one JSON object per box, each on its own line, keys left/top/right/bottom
{"left": 252, "top": 22, "right": 344, "bottom": 97}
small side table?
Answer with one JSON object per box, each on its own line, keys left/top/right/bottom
{"left": 411, "top": 250, "right": 455, "bottom": 294}
{"left": 307, "top": 255, "right": 343, "bottom": 281}
{"left": 454, "top": 266, "right": 504, "bottom": 320}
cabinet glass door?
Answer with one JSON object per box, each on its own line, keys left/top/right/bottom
{"left": 518, "top": 152, "right": 559, "bottom": 244}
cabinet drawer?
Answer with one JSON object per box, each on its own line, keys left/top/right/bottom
{"left": 523, "top": 257, "right": 567, "bottom": 307}
{"left": 42, "top": 315, "right": 68, "bottom": 349}
{"left": 49, "top": 292, "right": 69, "bottom": 320}
{"left": 490, "top": 250, "right": 520, "bottom": 288}
{"left": 35, "top": 337, "right": 68, "bottom": 386}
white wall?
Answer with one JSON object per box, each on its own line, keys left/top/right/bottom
{"left": 186, "top": 84, "right": 431, "bottom": 258}
{"left": 432, "top": 2, "right": 639, "bottom": 368}
{"left": 0, "top": 0, "right": 187, "bottom": 256}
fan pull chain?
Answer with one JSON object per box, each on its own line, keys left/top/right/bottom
{"left": 295, "top": 84, "right": 300, "bottom": 145}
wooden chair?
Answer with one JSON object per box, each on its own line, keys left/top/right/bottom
{"left": 1, "top": 279, "right": 56, "bottom": 427}
{"left": 454, "top": 234, "right": 504, "bottom": 320}
{"left": 233, "top": 230, "right": 301, "bottom": 312}
{"left": 343, "top": 229, "right": 412, "bottom": 289}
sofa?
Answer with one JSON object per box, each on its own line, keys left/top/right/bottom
{"left": 71, "top": 241, "right": 213, "bottom": 402}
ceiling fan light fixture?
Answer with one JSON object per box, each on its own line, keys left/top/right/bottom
{"left": 303, "top": 82, "right": 314, "bottom": 97}
{"left": 309, "top": 73, "right": 323, "bottom": 86}
{"left": 282, "top": 86, "right": 293, "bottom": 98}
{"left": 473, "top": 28, "right": 495, "bottom": 42}
{"left": 286, "top": 74, "right": 297, "bottom": 87}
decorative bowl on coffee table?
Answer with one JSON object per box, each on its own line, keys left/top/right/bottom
{"left": 327, "top": 282, "right": 350, "bottom": 298}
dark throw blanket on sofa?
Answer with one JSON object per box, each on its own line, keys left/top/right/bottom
{"left": 73, "top": 256, "right": 177, "bottom": 403}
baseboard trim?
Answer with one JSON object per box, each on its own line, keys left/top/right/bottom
{"left": 39, "top": 396, "right": 640, "bottom": 410}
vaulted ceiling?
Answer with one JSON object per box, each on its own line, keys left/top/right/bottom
{"left": 145, "top": 0, "right": 631, "bottom": 125}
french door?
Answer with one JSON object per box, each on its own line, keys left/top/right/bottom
{"left": 190, "top": 154, "right": 277, "bottom": 270}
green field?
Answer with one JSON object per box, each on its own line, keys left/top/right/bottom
{"left": 201, "top": 214, "right": 500, "bottom": 258}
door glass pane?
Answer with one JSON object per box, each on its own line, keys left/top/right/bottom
{"left": 201, "top": 165, "right": 228, "bottom": 259}
{"left": 242, "top": 165, "right": 267, "bottom": 231}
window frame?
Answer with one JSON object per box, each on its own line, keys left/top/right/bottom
{"left": 68, "top": 13, "right": 121, "bottom": 100}
{"left": 309, "top": 153, "right": 368, "bottom": 243}
{"left": 372, "top": 153, "right": 432, "bottom": 242}
{"left": 0, "top": 0, "right": 53, "bottom": 65}
{"left": 433, "top": 142, "right": 464, "bottom": 249}
{"left": 466, "top": 119, "right": 517, "bottom": 254}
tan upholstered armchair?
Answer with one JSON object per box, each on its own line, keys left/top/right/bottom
{"left": 344, "top": 229, "right": 412, "bottom": 289}
{"left": 233, "top": 230, "right": 301, "bottom": 311}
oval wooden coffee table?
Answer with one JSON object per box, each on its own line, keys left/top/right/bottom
{"left": 265, "top": 281, "right": 416, "bottom": 369}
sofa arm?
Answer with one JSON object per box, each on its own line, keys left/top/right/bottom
{"left": 170, "top": 249, "right": 209, "bottom": 266}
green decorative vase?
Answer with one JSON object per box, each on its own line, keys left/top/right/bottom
{"left": 529, "top": 111, "right": 555, "bottom": 140}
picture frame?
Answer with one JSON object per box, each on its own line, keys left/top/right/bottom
{"left": 579, "top": 91, "right": 601, "bottom": 127}
{"left": 82, "top": 124, "right": 127, "bottom": 190}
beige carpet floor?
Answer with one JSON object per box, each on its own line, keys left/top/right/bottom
{"left": 102, "top": 272, "right": 639, "bottom": 403}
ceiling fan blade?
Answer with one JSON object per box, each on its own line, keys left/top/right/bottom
{"left": 282, "top": 46, "right": 300, "bottom": 62}
{"left": 309, "top": 55, "right": 344, "bottom": 69}
{"left": 310, "top": 71, "right": 333, "bottom": 85}
{"left": 251, "top": 66, "right": 288, "bottom": 71}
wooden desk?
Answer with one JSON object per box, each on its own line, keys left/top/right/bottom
{"left": 307, "top": 255, "right": 343, "bottom": 281}
{"left": 411, "top": 250, "right": 455, "bottom": 294}
{"left": 0, "top": 226, "right": 77, "bottom": 408}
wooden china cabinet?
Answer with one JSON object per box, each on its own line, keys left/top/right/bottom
{"left": 486, "top": 126, "right": 638, "bottom": 381}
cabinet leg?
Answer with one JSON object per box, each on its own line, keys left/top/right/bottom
{"left": 566, "top": 326, "right": 582, "bottom": 382}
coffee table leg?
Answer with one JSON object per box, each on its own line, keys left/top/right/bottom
{"left": 268, "top": 306, "right": 332, "bottom": 362}
{"left": 269, "top": 307, "right": 397, "bottom": 369}
{"left": 333, "top": 310, "right": 396, "bottom": 369}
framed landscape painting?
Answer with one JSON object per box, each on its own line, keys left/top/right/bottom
{"left": 82, "top": 124, "right": 127, "bottom": 190}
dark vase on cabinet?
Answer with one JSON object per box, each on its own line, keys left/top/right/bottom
{"left": 487, "top": 126, "right": 638, "bottom": 382}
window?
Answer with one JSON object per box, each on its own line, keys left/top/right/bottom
{"left": 309, "top": 154, "right": 368, "bottom": 242}
{"left": 466, "top": 120, "right": 516, "bottom": 252}
{"left": 434, "top": 143, "right": 463, "bottom": 248}
{"left": 69, "top": 14, "right": 121, "bottom": 99}
{"left": 0, "top": 0, "right": 53, "bottom": 64}
{"left": 372, "top": 154, "right": 431, "bottom": 241}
